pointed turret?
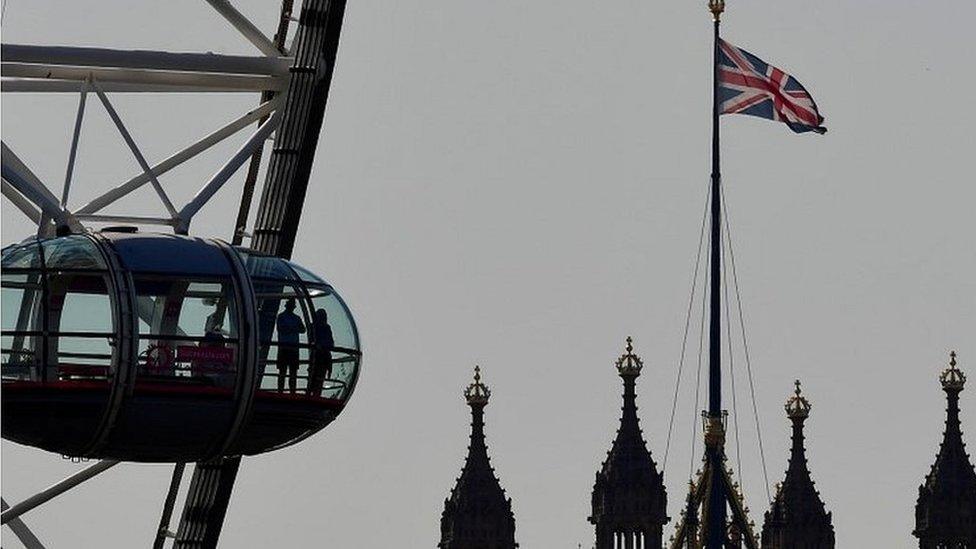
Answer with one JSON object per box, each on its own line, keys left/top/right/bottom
{"left": 914, "top": 352, "right": 976, "bottom": 548}
{"left": 589, "top": 337, "right": 668, "bottom": 549}
{"left": 439, "top": 366, "right": 518, "bottom": 549}
{"left": 761, "top": 381, "right": 835, "bottom": 549}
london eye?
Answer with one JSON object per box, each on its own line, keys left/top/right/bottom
{"left": 1, "top": 1, "right": 356, "bottom": 546}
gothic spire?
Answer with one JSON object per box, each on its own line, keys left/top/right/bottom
{"left": 439, "top": 366, "right": 517, "bottom": 549}
{"left": 589, "top": 337, "right": 668, "bottom": 549}
{"left": 761, "top": 381, "right": 835, "bottom": 549}
{"left": 914, "top": 352, "right": 976, "bottom": 548}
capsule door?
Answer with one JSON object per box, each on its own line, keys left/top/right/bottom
{"left": 94, "top": 233, "right": 247, "bottom": 461}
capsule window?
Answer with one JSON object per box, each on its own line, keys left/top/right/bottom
{"left": 45, "top": 272, "right": 115, "bottom": 382}
{"left": 236, "top": 248, "right": 361, "bottom": 400}
{"left": 252, "top": 282, "right": 313, "bottom": 395}
{"left": 41, "top": 235, "right": 107, "bottom": 270}
{"left": 2, "top": 236, "right": 115, "bottom": 384}
{"left": 133, "top": 277, "right": 239, "bottom": 391}
{"left": 47, "top": 273, "right": 113, "bottom": 332}
{"left": 1, "top": 240, "right": 41, "bottom": 269}
{"left": 1, "top": 272, "right": 43, "bottom": 382}
{"left": 307, "top": 285, "right": 359, "bottom": 399}
{"left": 286, "top": 261, "right": 326, "bottom": 285}
{"left": 238, "top": 252, "right": 297, "bottom": 280}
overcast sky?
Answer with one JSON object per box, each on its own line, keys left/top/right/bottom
{"left": 2, "top": 1, "right": 975, "bottom": 547}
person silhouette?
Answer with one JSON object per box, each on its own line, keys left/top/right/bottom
{"left": 308, "top": 308, "right": 334, "bottom": 396}
{"left": 275, "top": 297, "right": 305, "bottom": 393}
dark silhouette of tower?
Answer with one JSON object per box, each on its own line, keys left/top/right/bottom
{"left": 589, "top": 337, "right": 668, "bottom": 549}
{"left": 439, "top": 366, "right": 517, "bottom": 549}
{"left": 914, "top": 352, "right": 976, "bottom": 548}
{"left": 760, "top": 381, "right": 835, "bottom": 549}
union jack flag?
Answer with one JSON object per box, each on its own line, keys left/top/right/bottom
{"left": 718, "top": 39, "right": 826, "bottom": 134}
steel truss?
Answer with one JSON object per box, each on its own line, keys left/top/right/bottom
{"left": 2, "top": 0, "right": 349, "bottom": 547}
{"left": 0, "top": 0, "right": 294, "bottom": 235}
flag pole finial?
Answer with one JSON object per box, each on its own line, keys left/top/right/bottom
{"left": 709, "top": 0, "right": 725, "bottom": 21}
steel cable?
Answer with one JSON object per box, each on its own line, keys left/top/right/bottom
{"left": 663, "top": 186, "right": 711, "bottom": 473}
{"left": 721, "top": 185, "right": 772, "bottom": 502}
{"left": 688, "top": 225, "right": 710, "bottom": 481}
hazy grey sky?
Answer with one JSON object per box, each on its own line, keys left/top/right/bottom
{"left": 2, "top": 1, "right": 975, "bottom": 547}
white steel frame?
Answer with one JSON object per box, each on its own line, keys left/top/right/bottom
{"left": 1, "top": 1, "right": 292, "bottom": 236}
{"left": 1, "top": 3, "right": 296, "bottom": 546}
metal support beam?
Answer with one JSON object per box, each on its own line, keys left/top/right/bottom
{"left": 2, "top": 79, "right": 274, "bottom": 93}
{"left": 91, "top": 81, "right": 179, "bottom": 217}
{"left": 252, "top": 0, "right": 349, "bottom": 259}
{"left": 176, "top": 110, "right": 281, "bottom": 233}
{"left": 75, "top": 214, "right": 177, "bottom": 226}
{"left": 3, "top": 63, "right": 285, "bottom": 93}
{"left": 36, "top": 213, "right": 56, "bottom": 238}
{"left": 1, "top": 498, "right": 46, "bottom": 549}
{"left": 2, "top": 177, "right": 43, "bottom": 222}
{"left": 231, "top": 0, "right": 294, "bottom": 245}
{"left": 1, "top": 142, "right": 82, "bottom": 231}
{"left": 173, "top": 457, "right": 241, "bottom": 548}
{"left": 62, "top": 83, "right": 88, "bottom": 208}
{"left": 0, "top": 460, "right": 119, "bottom": 526}
{"left": 204, "top": 0, "right": 282, "bottom": 57}
{"left": 153, "top": 463, "right": 187, "bottom": 549}
{"left": 1, "top": 43, "right": 291, "bottom": 76}
{"left": 77, "top": 98, "right": 278, "bottom": 215}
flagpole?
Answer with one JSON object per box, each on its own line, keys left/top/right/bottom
{"left": 706, "top": 1, "right": 726, "bottom": 548}
{"left": 708, "top": 0, "right": 722, "bottom": 427}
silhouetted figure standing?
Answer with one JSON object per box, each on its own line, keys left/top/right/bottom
{"left": 309, "top": 308, "right": 334, "bottom": 396}
{"left": 276, "top": 298, "right": 305, "bottom": 393}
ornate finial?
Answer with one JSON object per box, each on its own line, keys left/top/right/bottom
{"left": 616, "top": 336, "right": 643, "bottom": 377}
{"left": 703, "top": 413, "right": 726, "bottom": 448}
{"left": 785, "top": 379, "right": 811, "bottom": 419}
{"left": 708, "top": 0, "right": 725, "bottom": 21}
{"left": 464, "top": 365, "right": 491, "bottom": 405}
{"left": 940, "top": 351, "right": 966, "bottom": 391}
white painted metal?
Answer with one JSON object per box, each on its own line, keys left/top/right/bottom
{"left": 1, "top": 142, "right": 82, "bottom": 231}
{"left": 90, "top": 81, "right": 179, "bottom": 218}
{"left": 2, "top": 178, "right": 43, "bottom": 222}
{"left": 1, "top": 498, "right": 46, "bottom": 549}
{"left": 204, "top": 0, "right": 282, "bottom": 57}
{"left": 75, "top": 214, "right": 177, "bottom": 226}
{"left": 0, "top": 168, "right": 64, "bottom": 225}
{"left": 0, "top": 460, "right": 120, "bottom": 526}
{"left": 1, "top": 144, "right": 64, "bottom": 210}
{"left": 61, "top": 82, "right": 89, "bottom": 208}
{"left": 3, "top": 63, "right": 285, "bottom": 93}
{"left": 77, "top": 98, "right": 279, "bottom": 215}
{"left": 1, "top": 80, "right": 273, "bottom": 93}
{"left": 0, "top": 6, "right": 291, "bottom": 239}
{"left": 176, "top": 110, "right": 282, "bottom": 233}
{"left": 1, "top": 44, "right": 291, "bottom": 76}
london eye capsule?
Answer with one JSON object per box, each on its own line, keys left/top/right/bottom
{"left": 1, "top": 229, "right": 361, "bottom": 462}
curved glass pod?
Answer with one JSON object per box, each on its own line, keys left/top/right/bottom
{"left": 1, "top": 232, "right": 361, "bottom": 462}
{"left": 225, "top": 249, "right": 361, "bottom": 455}
{"left": 1, "top": 235, "right": 117, "bottom": 455}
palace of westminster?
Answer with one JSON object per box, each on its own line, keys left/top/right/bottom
{"left": 436, "top": 343, "right": 976, "bottom": 548}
